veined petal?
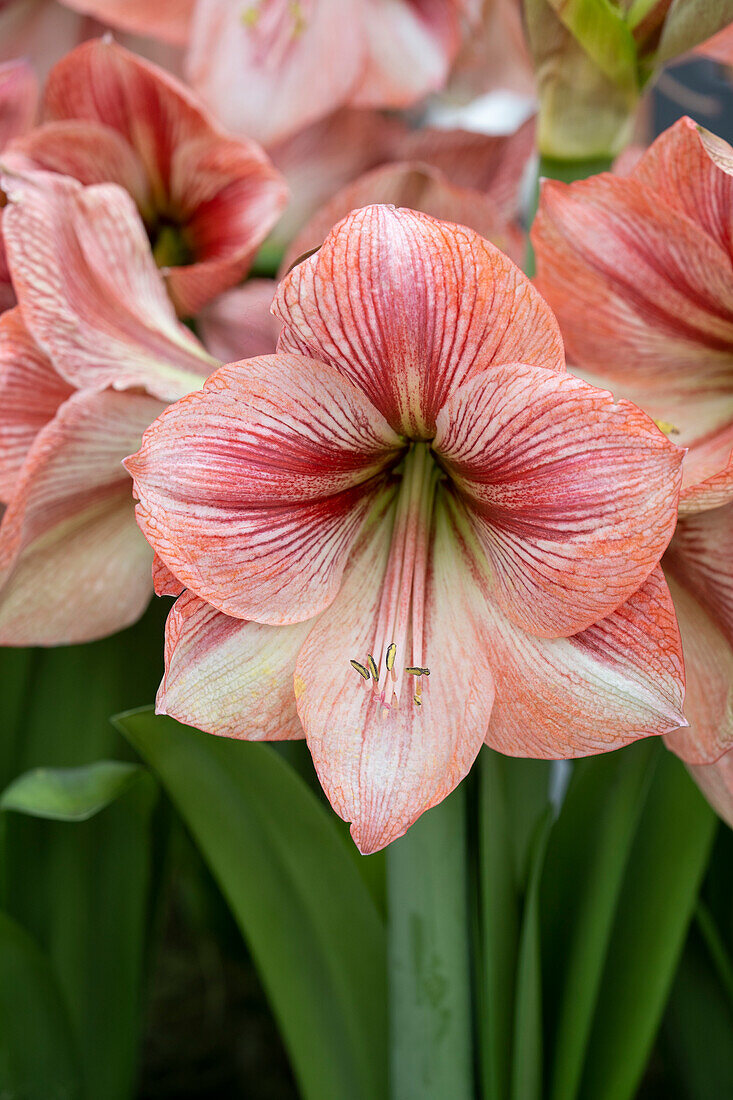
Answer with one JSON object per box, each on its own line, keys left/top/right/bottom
{"left": 351, "top": 0, "right": 460, "bottom": 109}
{"left": 275, "top": 204, "right": 564, "bottom": 437}
{"left": 532, "top": 174, "right": 733, "bottom": 393}
{"left": 483, "top": 567, "right": 686, "bottom": 758}
{"left": 435, "top": 364, "right": 683, "bottom": 637}
{"left": 0, "top": 308, "right": 73, "bottom": 500}
{"left": 664, "top": 504, "right": 733, "bottom": 645}
{"left": 679, "top": 423, "right": 733, "bottom": 513}
{"left": 59, "top": 0, "right": 195, "bottom": 44}
{"left": 281, "top": 161, "right": 524, "bottom": 274}
{"left": 631, "top": 116, "right": 733, "bottom": 256}
{"left": 125, "top": 354, "right": 403, "bottom": 624}
{"left": 158, "top": 590, "right": 310, "bottom": 740}
{"left": 1, "top": 172, "right": 214, "bottom": 401}
{"left": 187, "top": 0, "right": 364, "bottom": 146}
{"left": 0, "top": 389, "right": 163, "bottom": 645}
{"left": 664, "top": 576, "right": 733, "bottom": 765}
{"left": 152, "top": 553, "right": 184, "bottom": 597}
{"left": 295, "top": 490, "right": 495, "bottom": 855}
{"left": 197, "top": 280, "right": 280, "bottom": 361}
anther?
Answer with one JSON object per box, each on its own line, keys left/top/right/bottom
{"left": 367, "top": 654, "right": 379, "bottom": 681}
{"left": 385, "top": 643, "right": 397, "bottom": 672}
{"left": 350, "top": 660, "right": 370, "bottom": 681}
{"left": 405, "top": 666, "right": 430, "bottom": 677}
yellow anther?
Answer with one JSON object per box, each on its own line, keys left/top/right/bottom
{"left": 240, "top": 3, "right": 260, "bottom": 26}
{"left": 367, "top": 654, "right": 379, "bottom": 681}
{"left": 414, "top": 694, "right": 422, "bottom": 707}
{"left": 350, "top": 660, "right": 370, "bottom": 681}
{"left": 653, "top": 418, "right": 681, "bottom": 436}
{"left": 405, "top": 666, "right": 430, "bottom": 677}
{"left": 385, "top": 643, "right": 397, "bottom": 672}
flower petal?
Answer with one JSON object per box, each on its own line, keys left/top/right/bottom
{"left": 125, "top": 353, "right": 402, "bottom": 624}
{"left": 275, "top": 204, "right": 564, "bottom": 437}
{"left": 0, "top": 308, "right": 73, "bottom": 500}
{"left": 663, "top": 576, "right": 733, "bottom": 765}
{"left": 280, "top": 161, "right": 524, "bottom": 274}
{"left": 197, "top": 280, "right": 280, "bottom": 361}
{"left": 686, "top": 749, "right": 733, "bottom": 830}
{"left": 0, "top": 58, "right": 38, "bottom": 150}
{"left": 39, "top": 38, "right": 288, "bottom": 315}
{"left": 60, "top": 0, "right": 195, "bottom": 44}
{"left": 482, "top": 566, "right": 686, "bottom": 758}
{"left": 630, "top": 116, "right": 733, "bottom": 256}
{"left": 351, "top": 0, "right": 460, "bottom": 109}
{"left": 152, "top": 553, "right": 184, "bottom": 597}
{"left": 532, "top": 173, "right": 733, "bottom": 394}
{"left": 664, "top": 503, "right": 733, "bottom": 645}
{"left": 187, "top": 0, "right": 364, "bottom": 146}
{"left": 295, "top": 490, "right": 495, "bottom": 854}
{"left": 435, "top": 364, "right": 684, "bottom": 636}
{"left": 1, "top": 172, "right": 214, "bottom": 400}
{"left": 0, "top": 388, "right": 163, "bottom": 645}
{"left": 158, "top": 590, "right": 310, "bottom": 740}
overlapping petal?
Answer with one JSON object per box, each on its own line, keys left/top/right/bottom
{"left": 1, "top": 172, "right": 213, "bottom": 400}
{"left": 275, "top": 205, "right": 564, "bottom": 438}
{"left": 125, "top": 354, "right": 403, "bottom": 623}
{"left": 0, "top": 388, "right": 163, "bottom": 645}
{"left": 295, "top": 491, "right": 495, "bottom": 854}
{"left": 483, "top": 567, "right": 687, "bottom": 758}
{"left": 158, "top": 590, "right": 311, "bottom": 740}
{"left": 0, "top": 308, "right": 73, "bottom": 500}
{"left": 664, "top": 504, "right": 733, "bottom": 646}
{"left": 435, "top": 364, "right": 684, "bottom": 636}
{"left": 197, "top": 280, "right": 280, "bottom": 362}
{"left": 152, "top": 553, "right": 184, "bottom": 597}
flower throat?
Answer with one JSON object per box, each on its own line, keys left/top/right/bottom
{"left": 350, "top": 442, "right": 440, "bottom": 716}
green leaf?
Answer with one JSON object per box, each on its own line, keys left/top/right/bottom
{"left": 0, "top": 909, "right": 82, "bottom": 1100}
{"left": 543, "top": 738, "right": 658, "bottom": 1100}
{"left": 510, "top": 810, "right": 552, "bottom": 1100}
{"left": 387, "top": 784, "right": 473, "bottom": 1100}
{"left": 1, "top": 761, "right": 149, "bottom": 822}
{"left": 546, "top": 0, "right": 639, "bottom": 90}
{"left": 578, "top": 749, "right": 717, "bottom": 1100}
{"left": 115, "top": 707, "right": 388, "bottom": 1100}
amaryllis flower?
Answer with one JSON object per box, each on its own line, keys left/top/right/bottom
{"left": 6, "top": 38, "right": 288, "bottom": 315}
{"left": 186, "top": 0, "right": 468, "bottom": 146}
{"left": 0, "top": 170, "right": 214, "bottom": 644}
{"left": 0, "top": 60, "right": 37, "bottom": 313}
{"left": 126, "top": 205, "right": 686, "bottom": 853}
{"left": 532, "top": 115, "right": 733, "bottom": 823}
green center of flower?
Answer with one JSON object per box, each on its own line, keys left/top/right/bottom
{"left": 350, "top": 442, "right": 441, "bottom": 715}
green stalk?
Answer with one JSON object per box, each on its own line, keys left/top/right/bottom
{"left": 387, "top": 784, "right": 473, "bottom": 1100}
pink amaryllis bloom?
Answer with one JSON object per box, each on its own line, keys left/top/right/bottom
{"left": 186, "top": 0, "right": 469, "bottom": 147}
{"left": 126, "top": 204, "right": 686, "bottom": 852}
{"left": 0, "top": 60, "right": 38, "bottom": 313}
{"left": 0, "top": 169, "right": 215, "bottom": 644}
{"left": 532, "top": 115, "right": 733, "bottom": 822}
{"left": 5, "top": 38, "right": 287, "bottom": 315}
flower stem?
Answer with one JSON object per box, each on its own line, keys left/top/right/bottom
{"left": 387, "top": 784, "right": 474, "bottom": 1100}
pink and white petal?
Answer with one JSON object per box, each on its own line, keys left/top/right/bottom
{"left": 351, "top": 0, "right": 460, "bottom": 108}
{"left": 6, "top": 120, "right": 151, "bottom": 210}
{"left": 281, "top": 161, "right": 524, "bottom": 274}
{"left": 125, "top": 354, "right": 402, "bottom": 624}
{"left": 296, "top": 491, "right": 495, "bottom": 854}
{"left": 663, "top": 576, "right": 733, "bottom": 765}
{"left": 0, "top": 59, "right": 38, "bottom": 150}
{"left": 631, "top": 116, "right": 733, "bottom": 254}
{"left": 2, "top": 173, "right": 214, "bottom": 400}
{"left": 0, "top": 388, "right": 163, "bottom": 645}
{"left": 679, "top": 424, "right": 733, "bottom": 514}
{"left": 60, "top": 0, "right": 195, "bottom": 44}
{"left": 197, "top": 281, "right": 280, "bottom": 362}
{"left": 275, "top": 205, "right": 564, "bottom": 438}
{"left": 0, "top": 308, "right": 73, "bottom": 500}
{"left": 397, "top": 116, "right": 536, "bottom": 222}
{"left": 158, "top": 590, "right": 311, "bottom": 740}
{"left": 483, "top": 566, "right": 686, "bottom": 758}
{"left": 436, "top": 365, "right": 683, "bottom": 637}
{"left": 686, "top": 750, "right": 733, "bottom": 830}
{"left": 532, "top": 174, "right": 733, "bottom": 394}
{"left": 186, "top": 0, "right": 364, "bottom": 146}
{"left": 664, "top": 503, "right": 733, "bottom": 645}
{"left": 152, "top": 553, "right": 184, "bottom": 597}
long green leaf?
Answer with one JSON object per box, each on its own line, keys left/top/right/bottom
{"left": 1, "top": 761, "right": 148, "bottom": 821}
{"left": 544, "top": 738, "right": 658, "bottom": 1100}
{"left": 0, "top": 909, "right": 82, "bottom": 1100}
{"left": 116, "top": 707, "right": 388, "bottom": 1100}
{"left": 387, "top": 784, "right": 473, "bottom": 1100}
{"left": 510, "top": 810, "right": 552, "bottom": 1100}
{"left": 578, "top": 749, "right": 716, "bottom": 1100}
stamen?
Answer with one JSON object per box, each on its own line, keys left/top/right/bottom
{"left": 350, "top": 660, "right": 370, "bottom": 681}
{"left": 367, "top": 654, "right": 379, "bottom": 681}
{"left": 405, "top": 667, "right": 430, "bottom": 677}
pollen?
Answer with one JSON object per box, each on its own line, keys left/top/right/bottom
{"left": 653, "top": 418, "right": 681, "bottom": 436}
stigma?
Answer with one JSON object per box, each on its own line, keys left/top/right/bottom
{"left": 349, "top": 442, "right": 439, "bottom": 714}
